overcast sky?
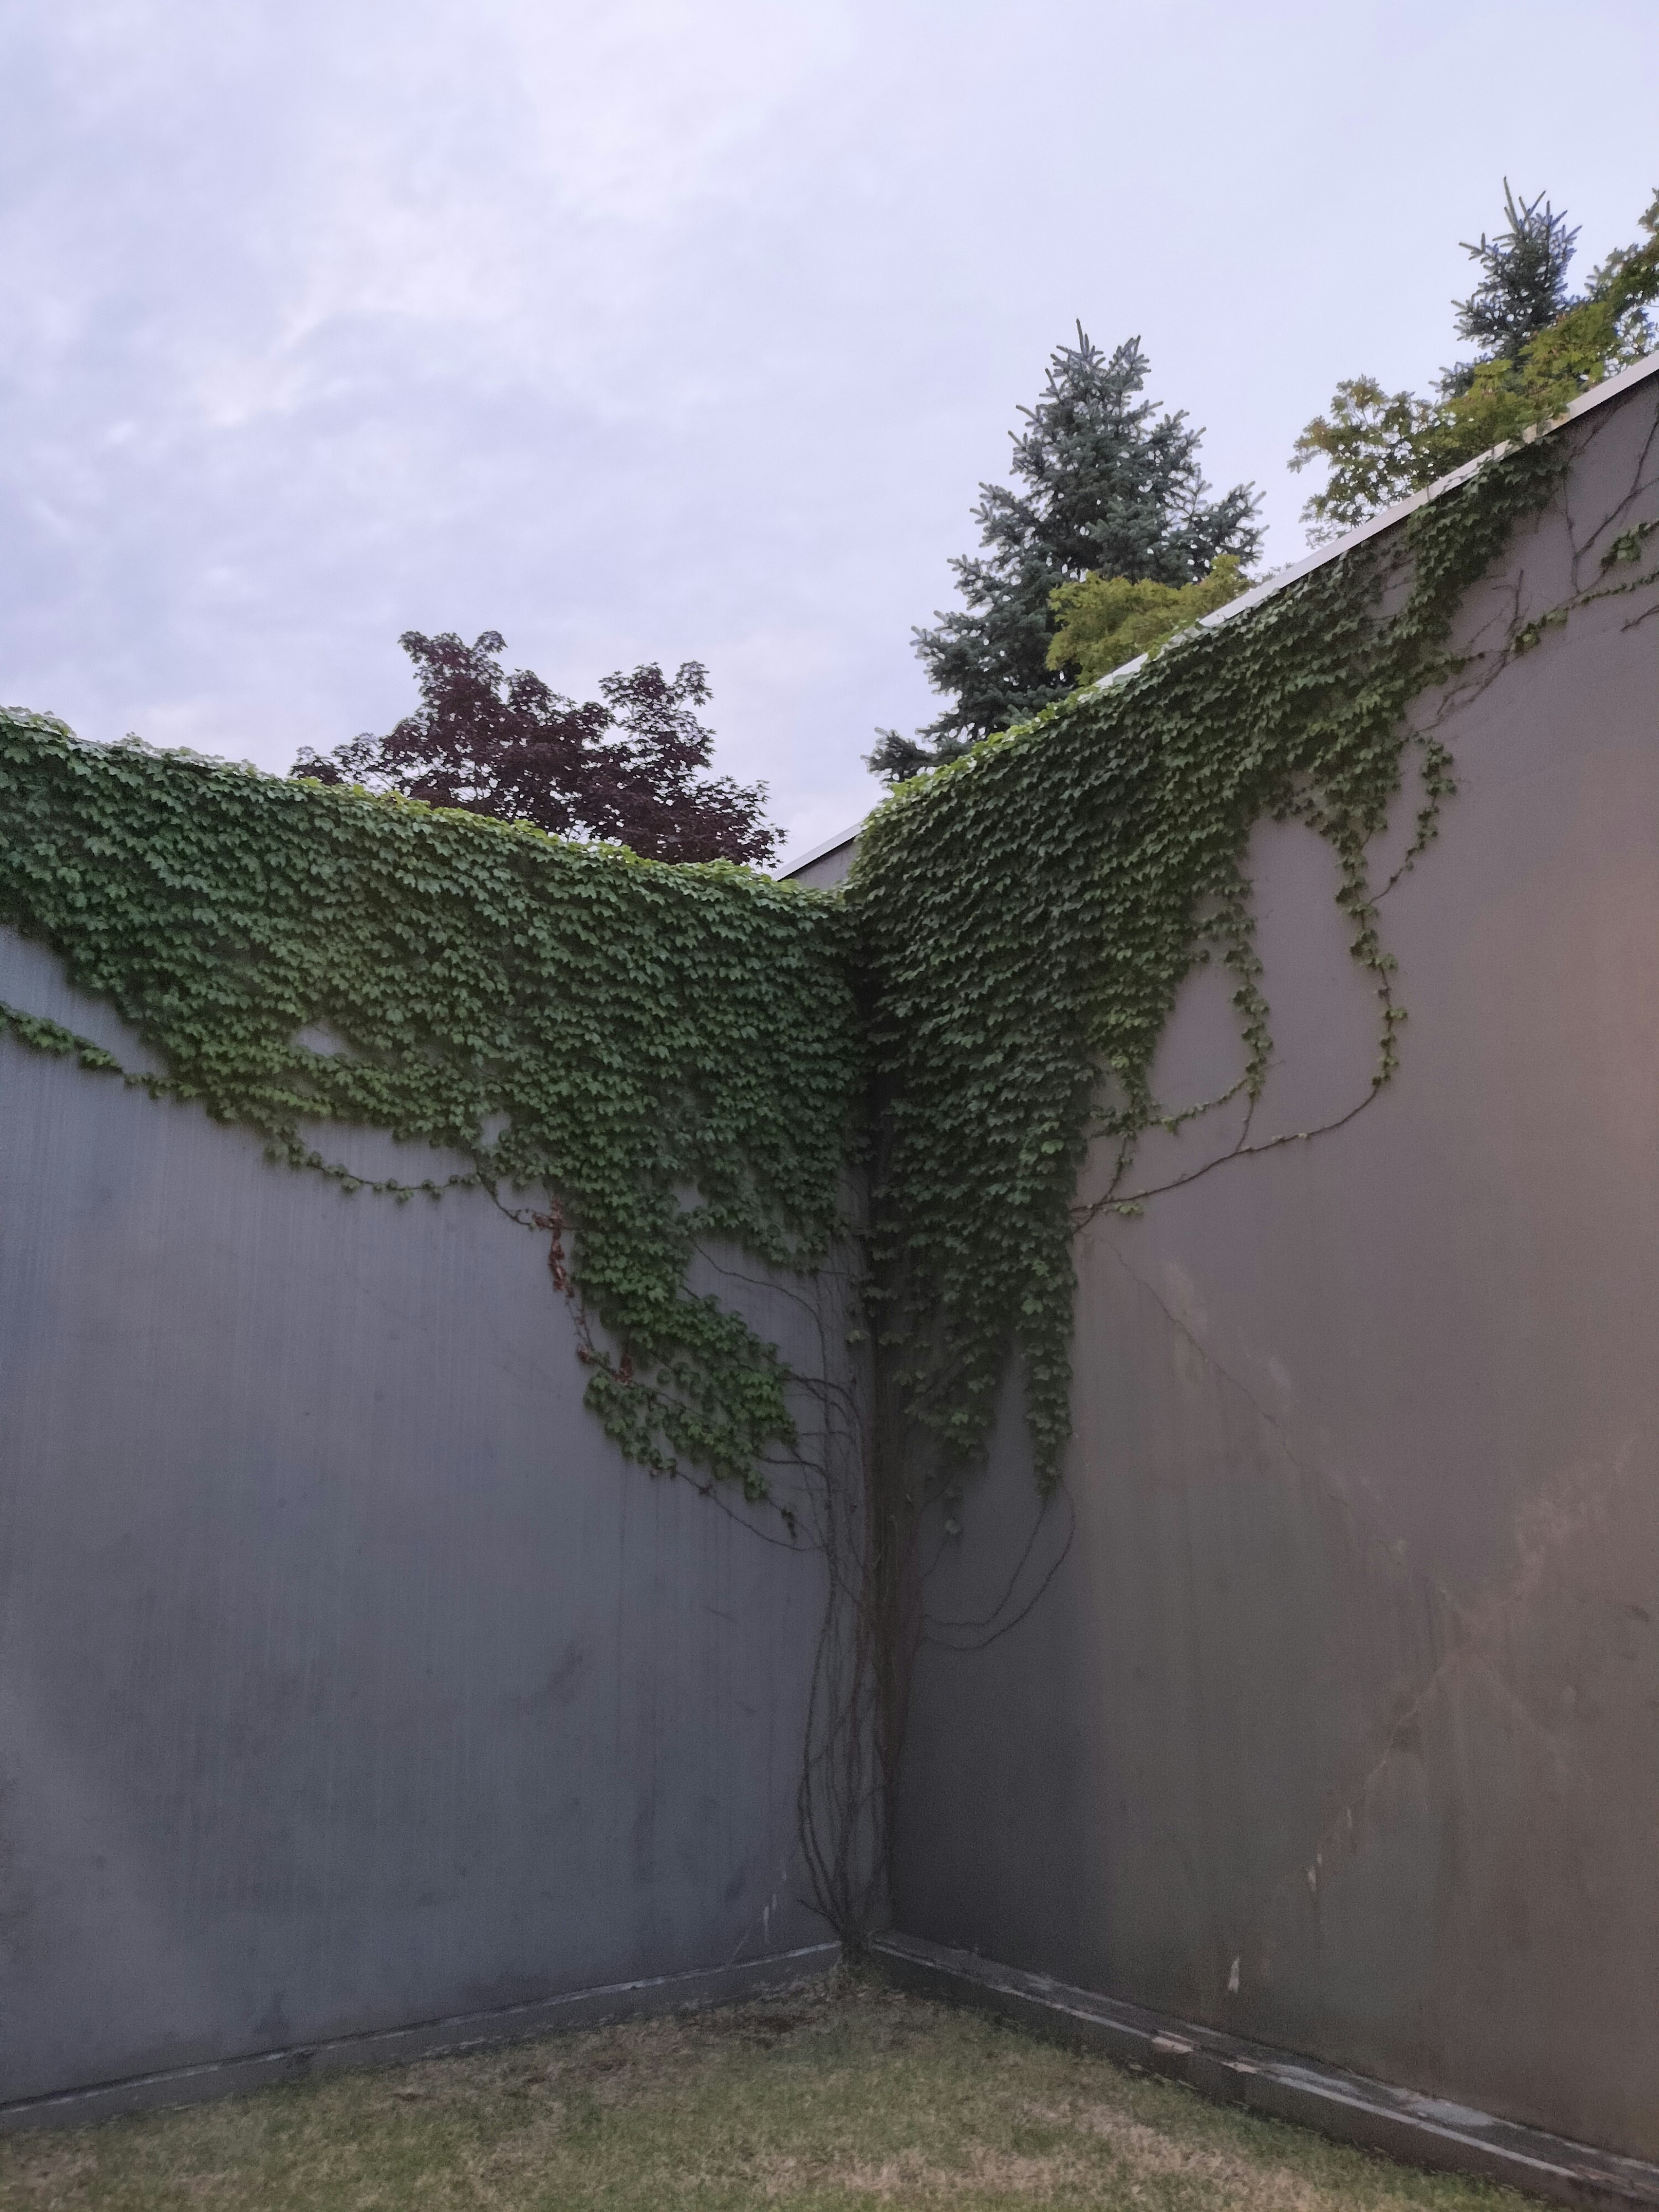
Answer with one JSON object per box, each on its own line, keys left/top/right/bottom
{"left": 4, "top": 1, "right": 1656, "bottom": 865}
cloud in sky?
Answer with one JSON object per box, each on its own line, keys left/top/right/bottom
{"left": 4, "top": 0, "right": 1656, "bottom": 861}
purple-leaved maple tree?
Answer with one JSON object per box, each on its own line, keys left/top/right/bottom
{"left": 292, "top": 630, "right": 779, "bottom": 867}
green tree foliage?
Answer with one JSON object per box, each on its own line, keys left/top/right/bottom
{"left": 1293, "top": 185, "right": 1659, "bottom": 537}
{"left": 870, "top": 330, "right": 1260, "bottom": 778}
{"left": 293, "top": 631, "right": 779, "bottom": 867}
{"left": 1046, "top": 554, "right": 1250, "bottom": 686}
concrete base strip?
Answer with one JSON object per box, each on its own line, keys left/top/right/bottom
{"left": 0, "top": 1942, "right": 842, "bottom": 2133}
{"left": 871, "top": 1934, "right": 1659, "bottom": 2212}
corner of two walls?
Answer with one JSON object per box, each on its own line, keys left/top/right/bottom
{"left": 7, "top": 378, "right": 1659, "bottom": 2158}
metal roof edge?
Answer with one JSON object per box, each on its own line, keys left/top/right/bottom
{"left": 778, "top": 823, "right": 864, "bottom": 880}
{"left": 776, "top": 349, "right": 1659, "bottom": 872}
{"left": 1095, "top": 347, "right": 1659, "bottom": 690}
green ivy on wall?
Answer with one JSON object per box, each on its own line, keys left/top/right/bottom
{"left": 0, "top": 712, "right": 861, "bottom": 1495}
{"left": 849, "top": 437, "right": 1570, "bottom": 1489}
{"left": 2, "top": 427, "right": 1641, "bottom": 1514}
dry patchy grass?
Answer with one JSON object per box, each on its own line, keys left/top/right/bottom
{"left": 0, "top": 1972, "right": 1526, "bottom": 2212}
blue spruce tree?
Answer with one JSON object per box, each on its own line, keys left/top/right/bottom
{"left": 872, "top": 327, "right": 1260, "bottom": 777}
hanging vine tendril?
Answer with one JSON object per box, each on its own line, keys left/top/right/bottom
{"left": 0, "top": 712, "right": 862, "bottom": 1493}
{"left": 4, "top": 406, "right": 1655, "bottom": 1951}
{"left": 850, "top": 437, "right": 1580, "bottom": 1491}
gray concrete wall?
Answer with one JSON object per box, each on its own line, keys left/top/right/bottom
{"left": 0, "top": 929, "right": 839, "bottom": 2104}
{"left": 893, "top": 378, "right": 1659, "bottom": 2159}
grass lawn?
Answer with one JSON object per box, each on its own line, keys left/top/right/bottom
{"left": 0, "top": 1970, "right": 1526, "bottom": 2211}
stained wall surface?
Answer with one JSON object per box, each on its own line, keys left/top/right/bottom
{"left": 893, "top": 379, "right": 1659, "bottom": 2158}
{"left": 0, "top": 930, "right": 835, "bottom": 2104}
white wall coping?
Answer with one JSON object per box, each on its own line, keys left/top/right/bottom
{"left": 779, "top": 824, "right": 864, "bottom": 878}
{"left": 780, "top": 347, "right": 1659, "bottom": 878}
{"left": 1094, "top": 345, "right": 1659, "bottom": 690}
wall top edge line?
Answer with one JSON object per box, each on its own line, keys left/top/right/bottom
{"left": 778, "top": 826, "right": 863, "bottom": 877}
{"left": 781, "top": 348, "right": 1659, "bottom": 880}
{"left": 1097, "top": 345, "right": 1659, "bottom": 682}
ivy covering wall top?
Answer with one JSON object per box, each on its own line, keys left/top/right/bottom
{"left": 0, "top": 710, "right": 861, "bottom": 1493}
{"left": 5, "top": 394, "right": 1652, "bottom": 1503}
{"left": 850, "top": 432, "right": 1585, "bottom": 1486}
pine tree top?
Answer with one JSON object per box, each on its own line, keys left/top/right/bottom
{"left": 873, "top": 327, "right": 1259, "bottom": 778}
{"left": 1441, "top": 182, "right": 1581, "bottom": 395}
